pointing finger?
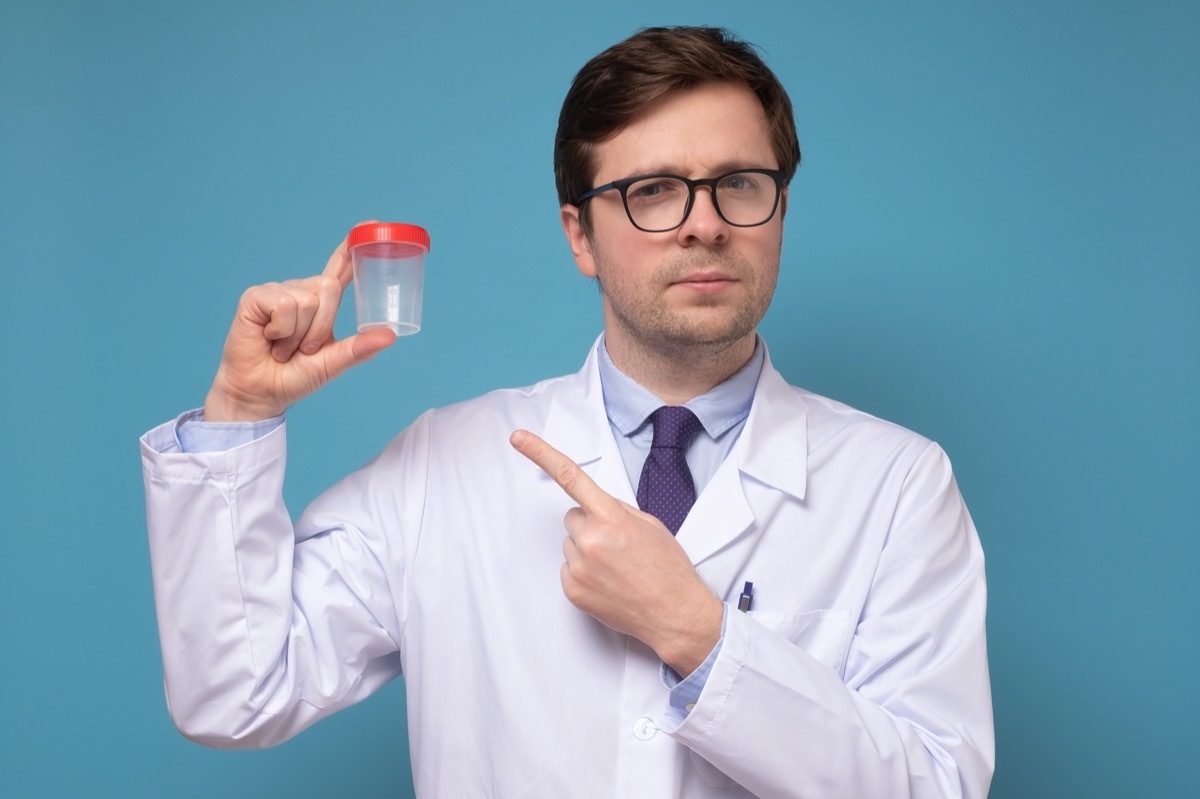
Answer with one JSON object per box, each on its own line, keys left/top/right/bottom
{"left": 321, "top": 236, "right": 353, "bottom": 289}
{"left": 322, "top": 220, "right": 377, "bottom": 290}
{"left": 510, "top": 429, "right": 622, "bottom": 517}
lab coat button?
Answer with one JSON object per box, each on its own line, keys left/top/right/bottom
{"left": 633, "top": 716, "right": 658, "bottom": 740}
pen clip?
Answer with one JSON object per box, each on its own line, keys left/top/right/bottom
{"left": 737, "top": 581, "right": 753, "bottom": 612}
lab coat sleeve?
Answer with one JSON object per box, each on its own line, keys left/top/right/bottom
{"left": 667, "top": 442, "right": 993, "bottom": 799}
{"left": 140, "top": 413, "right": 424, "bottom": 748}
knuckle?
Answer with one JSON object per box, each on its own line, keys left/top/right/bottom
{"left": 240, "top": 283, "right": 271, "bottom": 304}
{"left": 316, "top": 274, "right": 342, "bottom": 295}
{"left": 563, "top": 583, "right": 583, "bottom": 608}
{"left": 560, "top": 567, "right": 579, "bottom": 598}
{"left": 269, "top": 288, "right": 296, "bottom": 309}
{"left": 563, "top": 564, "right": 589, "bottom": 596}
{"left": 554, "top": 460, "right": 579, "bottom": 488}
{"left": 569, "top": 523, "right": 599, "bottom": 554}
{"left": 295, "top": 290, "right": 319, "bottom": 313}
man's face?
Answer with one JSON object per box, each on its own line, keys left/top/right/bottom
{"left": 561, "top": 81, "right": 786, "bottom": 363}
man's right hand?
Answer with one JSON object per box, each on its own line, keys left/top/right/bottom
{"left": 202, "top": 235, "right": 397, "bottom": 422}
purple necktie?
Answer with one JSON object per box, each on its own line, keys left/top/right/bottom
{"left": 636, "top": 406, "right": 704, "bottom": 535}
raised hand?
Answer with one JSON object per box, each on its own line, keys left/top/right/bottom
{"left": 509, "top": 429, "right": 723, "bottom": 676}
{"left": 203, "top": 235, "right": 397, "bottom": 422}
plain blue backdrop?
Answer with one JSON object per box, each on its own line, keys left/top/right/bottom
{"left": 2, "top": 1, "right": 1196, "bottom": 796}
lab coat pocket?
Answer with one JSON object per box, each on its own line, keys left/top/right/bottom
{"left": 747, "top": 608, "right": 853, "bottom": 676}
{"left": 689, "top": 609, "right": 853, "bottom": 789}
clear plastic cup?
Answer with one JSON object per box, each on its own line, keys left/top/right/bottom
{"left": 348, "top": 222, "right": 430, "bottom": 336}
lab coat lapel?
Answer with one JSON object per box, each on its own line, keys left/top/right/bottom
{"left": 533, "top": 340, "right": 636, "bottom": 505}
{"left": 734, "top": 354, "right": 808, "bottom": 501}
{"left": 676, "top": 351, "right": 809, "bottom": 567}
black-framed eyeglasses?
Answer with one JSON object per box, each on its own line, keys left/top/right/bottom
{"left": 575, "top": 168, "right": 788, "bottom": 232}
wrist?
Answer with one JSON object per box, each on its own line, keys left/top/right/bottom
{"left": 654, "top": 593, "right": 723, "bottom": 677}
{"left": 203, "top": 383, "right": 284, "bottom": 423}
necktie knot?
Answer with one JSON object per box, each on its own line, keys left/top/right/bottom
{"left": 649, "top": 405, "right": 704, "bottom": 450}
{"left": 637, "top": 406, "right": 703, "bottom": 534}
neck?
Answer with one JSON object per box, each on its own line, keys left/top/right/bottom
{"left": 604, "top": 332, "right": 757, "bottom": 405}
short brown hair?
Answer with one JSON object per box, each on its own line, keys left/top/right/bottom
{"left": 554, "top": 26, "right": 800, "bottom": 226}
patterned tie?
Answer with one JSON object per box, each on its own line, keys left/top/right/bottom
{"left": 636, "top": 406, "right": 704, "bottom": 534}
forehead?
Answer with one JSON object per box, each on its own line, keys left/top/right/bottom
{"left": 593, "top": 82, "right": 776, "bottom": 181}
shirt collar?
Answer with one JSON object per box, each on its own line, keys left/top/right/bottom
{"left": 596, "top": 334, "right": 765, "bottom": 440}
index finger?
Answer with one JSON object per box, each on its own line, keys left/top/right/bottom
{"left": 321, "top": 236, "right": 354, "bottom": 289}
{"left": 323, "top": 219, "right": 380, "bottom": 289}
{"left": 510, "top": 429, "right": 622, "bottom": 516}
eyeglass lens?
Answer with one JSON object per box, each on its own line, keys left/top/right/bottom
{"left": 624, "top": 172, "right": 778, "bottom": 231}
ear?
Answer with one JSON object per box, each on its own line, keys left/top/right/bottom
{"left": 778, "top": 186, "right": 789, "bottom": 221}
{"left": 561, "top": 204, "right": 598, "bottom": 278}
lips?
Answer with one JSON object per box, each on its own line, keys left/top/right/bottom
{"left": 670, "top": 272, "right": 737, "bottom": 296}
{"left": 672, "top": 271, "right": 735, "bottom": 285}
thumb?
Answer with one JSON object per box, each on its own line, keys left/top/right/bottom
{"left": 318, "top": 327, "right": 397, "bottom": 380}
{"left": 350, "top": 326, "right": 398, "bottom": 361}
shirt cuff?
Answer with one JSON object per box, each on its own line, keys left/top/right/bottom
{"left": 663, "top": 604, "right": 728, "bottom": 720}
{"left": 176, "top": 408, "right": 285, "bottom": 453}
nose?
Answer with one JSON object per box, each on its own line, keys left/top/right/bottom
{"left": 676, "top": 186, "right": 729, "bottom": 246}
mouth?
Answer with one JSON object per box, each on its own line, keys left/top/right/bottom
{"left": 672, "top": 271, "right": 737, "bottom": 292}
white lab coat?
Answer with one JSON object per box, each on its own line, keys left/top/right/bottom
{"left": 141, "top": 340, "right": 993, "bottom": 798}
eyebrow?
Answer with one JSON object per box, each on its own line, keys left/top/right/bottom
{"left": 622, "top": 160, "right": 778, "bottom": 178}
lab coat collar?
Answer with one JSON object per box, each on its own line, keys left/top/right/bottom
{"left": 734, "top": 342, "right": 809, "bottom": 503}
{"left": 536, "top": 338, "right": 810, "bottom": 562}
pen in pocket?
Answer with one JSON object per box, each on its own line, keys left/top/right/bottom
{"left": 737, "top": 581, "right": 754, "bottom": 612}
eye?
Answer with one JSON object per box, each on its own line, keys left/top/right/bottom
{"left": 627, "top": 178, "right": 685, "bottom": 202}
{"left": 720, "top": 172, "right": 762, "bottom": 192}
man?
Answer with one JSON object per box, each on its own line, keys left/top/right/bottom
{"left": 142, "top": 26, "right": 993, "bottom": 798}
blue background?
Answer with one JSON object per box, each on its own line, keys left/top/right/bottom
{"left": 2, "top": 1, "right": 1196, "bottom": 796}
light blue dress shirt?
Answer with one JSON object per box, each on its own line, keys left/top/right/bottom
{"left": 176, "top": 335, "right": 764, "bottom": 718}
{"left": 595, "top": 338, "right": 763, "bottom": 717}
